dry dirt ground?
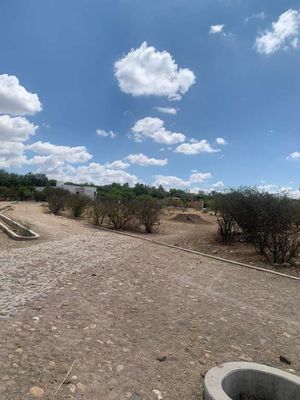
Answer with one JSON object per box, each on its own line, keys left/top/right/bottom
{"left": 0, "top": 202, "right": 92, "bottom": 251}
{"left": 151, "top": 209, "right": 300, "bottom": 277}
{"left": 0, "top": 203, "right": 299, "bottom": 400}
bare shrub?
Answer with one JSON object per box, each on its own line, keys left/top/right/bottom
{"left": 105, "top": 197, "right": 135, "bottom": 229}
{"left": 266, "top": 229, "right": 300, "bottom": 264}
{"left": 67, "top": 194, "right": 90, "bottom": 218}
{"left": 224, "top": 188, "right": 268, "bottom": 254}
{"left": 135, "top": 196, "right": 162, "bottom": 233}
{"left": 260, "top": 196, "right": 300, "bottom": 264}
{"left": 213, "top": 188, "right": 300, "bottom": 264}
{"left": 213, "top": 193, "right": 239, "bottom": 242}
{"left": 217, "top": 213, "right": 239, "bottom": 242}
{"left": 122, "top": 218, "right": 141, "bottom": 232}
{"left": 89, "top": 199, "right": 108, "bottom": 226}
{"left": 229, "top": 190, "right": 300, "bottom": 263}
{"left": 46, "top": 188, "right": 69, "bottom": 215}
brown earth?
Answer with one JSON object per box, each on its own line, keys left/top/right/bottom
{"left": 170, "top": 213, "right": 211, "bottom": 224}
{"left": 154, "top": 209, "right": 300, "bottom": 277}
{"left": 0, "top": 202, "right": 91, "bottom": 251}
{"left": 1, "top": 203, "right": 299, "bottom": 278}
{"left": 0, "top": 202, "right": 299, "bottom": 400}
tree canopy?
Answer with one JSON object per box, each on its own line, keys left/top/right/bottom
{"left": 0, "top": 170, "right": 56, "bottom": 188}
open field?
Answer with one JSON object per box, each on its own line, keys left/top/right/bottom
{"left": 0, "top": 202, "right": 299, "bottom": 399}
{"left": 0, "top": 202, "right": 92, "bottom": 251}
{"left": 1, "top": 202, "right": 300, "bottom": 277}
{"left": 150, "top": 209, "right": 300, "bottom": 278}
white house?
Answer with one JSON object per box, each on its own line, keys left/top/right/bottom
{"left": 56, "top": 183, "right": 97, "bottom": 199}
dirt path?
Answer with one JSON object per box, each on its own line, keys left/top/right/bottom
{"left": 0, "top": 213, "right": 299, "bottom": 399}
{"left": 0, "top": 202, "right": 91, "bottom": 250}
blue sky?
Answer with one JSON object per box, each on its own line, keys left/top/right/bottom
{"left": 0, "top": 0, "right": 300, "bottom": 194}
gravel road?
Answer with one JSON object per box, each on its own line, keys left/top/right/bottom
{"left": 0, "top": 203, "right": 299, "bottom": 400}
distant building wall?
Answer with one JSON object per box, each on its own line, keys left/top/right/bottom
{"left": 35, "top": 187, "right": 46, "bottom": 192}
{"left": 57, "top": 183, "right": 97, "bottom": 199}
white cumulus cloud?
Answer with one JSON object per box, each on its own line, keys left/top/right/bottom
{"left": 126, "top": 153, "right": 168, "bottom": 167}
{"left": 210, "top": 24, "right": 225, "bottom": 34}
{"left": 152, "top": 175, "right": 190, "bottom": 189}
{"left": 0, "top": 142, "right": 26, "bottom": 168}
{"left": 24, "top": 140, "right": 94, "bottom": 180}
{"left": 257, "top": 184, "right": 300, "bottom": 199}
{"left": 114, "top": 42, "right": 196, "bottom": 100}
{"left": 154, "top": 106, "right": 178, "bottom": 115}
{"left": 153, "top": 171, "right": 212, "bottom": 189}
{"left": 28, "top": 158, "right": 138, "bottom": 187}
{"left": 0, "top": 74, "right": 42, "bottom": 116}
{"left": 245, "top": 11, "right": 266, "bottom": 24}
{"left": 175, "top": 139, "right": 219, "bottom": 154}
{"left": 212, "top": 181, "right": 225, "bottom": 190}
{"left": 287, "top": 151, "right": 300, "bottom": 160}
{"left": 255, "top": 9, "right": 300, "bottom": 54}
{"left": 105, "top": 160, "right": 130, "bottom": 170}
{"left": 75, "top": 163, "right": 138, "bottom": 186}
{"left": 190, "top": 181, "right": 225, "bottom": 194}
{"left": 0, "top": 115, "right": 38, "bottom": 142}
{"left": 96, "top": 129, "right": 116, "bottom": 139}
{"left": 26, "top": 155, "right": 65, "bottom": 169}
{"left": 131, "top": 117, "right": 186, "bottom": 145}
{"left": 189, "top": 172, "right": 212, "bottom": 183}
{"left": 25, "top": 141, "right": 92, "bottom": 164}
{"left": 0, "top": 74, "right": 41, "bottom": 168}
{"left": 216, "top": 137, "right": 227, "bottom": 145}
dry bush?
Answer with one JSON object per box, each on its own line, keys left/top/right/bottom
{"left": 217, "top": 213, "right": 239, "bottom": 243}
{"left": 213, "top": 192, "right": 239, "bottom": 242}
{"left": 104, "top": 197, "right": 135, "bottom": 229}
{"left": 46, "top": 188, "right": 69, "bottom": 215}
{"left": 89, "top": 199, "right": 108, "bottom": 226}
{"left": 90, "top": 196, "right": 162, "bottom": 233}
{"left": 213, "top": 188, "right": 300, "bottom": 264}
{"left": 259, "top": 195, "right": 300, "bottom": 264}
{"left": 135, "top": 196, "right": 162, "bottom": 233}
{"left": 67, "top": 194, "right": 90, "bottom": 218}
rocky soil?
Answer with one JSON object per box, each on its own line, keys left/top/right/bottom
{"left": 0, "top": 203, "right": 299, "bottom": 399}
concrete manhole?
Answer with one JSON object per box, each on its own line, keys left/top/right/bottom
{"left": 203, "top": 362, "right": 300, "bottom": 400}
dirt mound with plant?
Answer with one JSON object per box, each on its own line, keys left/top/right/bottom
{"left": 170, "top": 213, "right": 211, "bottom": 224}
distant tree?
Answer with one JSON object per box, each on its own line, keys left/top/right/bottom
{"left": 17, "top": 186, "right": 34, "bottom": 201}
{"left": 0, "top": 170, "right": 56, "bottom": 188}
{"left": 0, "top": 187, "right": 11, "bottom": 200}
{"left": 132, "top": 183, "right": 151, "bottom": 197}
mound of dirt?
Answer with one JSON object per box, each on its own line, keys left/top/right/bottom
{"left": 170, "top": 213, "right": 211, "bottom": 224}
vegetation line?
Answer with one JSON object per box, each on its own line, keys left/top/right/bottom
{"left": 91, "top": 225, "right": 300, "bottom": 282}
